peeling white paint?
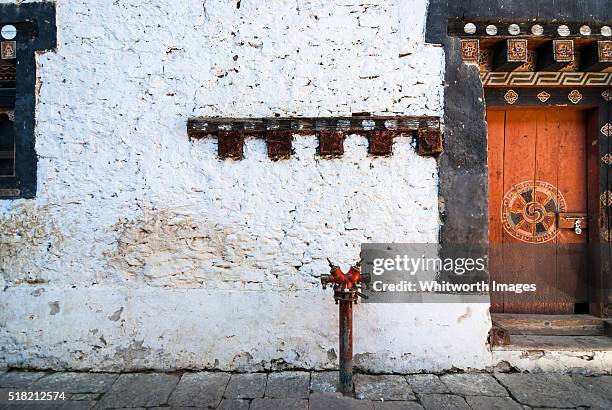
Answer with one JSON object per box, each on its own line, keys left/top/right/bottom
{"left": 0, "top": 0, "right": 500, "bottom": 372}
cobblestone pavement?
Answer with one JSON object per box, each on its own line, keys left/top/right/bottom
{"left": 0, "top": 370, "right": 611, "bottom": 409}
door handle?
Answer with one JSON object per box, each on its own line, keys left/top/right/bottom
{"left": 557, "top": 213, "right": 588, "bottom": 235}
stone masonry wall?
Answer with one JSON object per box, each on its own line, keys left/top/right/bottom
{"left": 0, "top": 0, "right": 493, "bottom": 372}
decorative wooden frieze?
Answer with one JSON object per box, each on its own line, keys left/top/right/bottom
{"left": 600, "top": 41, "right": 612, "bottom": 62}
{"left": 218, "top": 131, "right": 244, "bottom": 160}
{"left": 536, "top": 40, "right": 574, "bottom": 71}
{"left": 480, "top": 72, "right": 612, "bottom": 87}
{"left": 448, "top": 19, "right": 612, "bottom": 40}
{"left": 266, "top": 130, "right": 293, "bottom": 160}
{"left": 554, "top": 40, "right": 575, "bottom": 62}
{"left": 368, "top": 131, "right": 395, "bottom": 156}
{"left": 460, "top": 39, "right": 479, "bottom": 64}
{"left": 187, "top": 116, "right": 443, "bottom": 159}
{"left": 485, "top": 88, "right": 608, "bottom": 107}
{"left": 493, "top": 39, "right": 528, "bottom": 71}
{"left": 580, "top": 41, "right": 612, "bottom": 72}
{"left": 0, "top": 60, "right": 15, "bottom": 81}
{"left": 0, "top": 41, "right": 16, "bottom": 60}
{"left": 478, "top": 50, "right": 493, "bottom": 72}
{"left": 514, "top": 51, "right": 536, "bottom": 72}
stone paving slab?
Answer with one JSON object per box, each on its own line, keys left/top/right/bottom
{"left": 354, "top": 374, "right": 415, "bottom": 401}
{"left": 264, "top": 371, "right": 310, "bottom": 399}
{"left": 309, "top": 392, "right": 373, "bottom": 410}
{"left": 440, "top": 373, "right": 508, "bottom": 397}
{"left": 224, "top": 373, "right": 267, "bottom": 399}
{"left": 405, "top": 374, "right": 449, "bottom": 394}
{"left": 419, "top": 394, "right": 471, "bottom": 410}
{"left": 167, "top": 372, "right": 229, "bottom": 408}
{"left": 495, "top": 373, "right": 610, "bottom": 408}
{"left": 70, "top": 393, "right": 99, "bottom": 401}
{"left": 217, "top": 398, "right": 250, "bottom": 410}
{"left": 0, "top": 372, "right": 48, "bottom": 388}
{"left": 373, "top": 401, "right": 425, "bottom": 410}
{"left": 465, "top": 395, "right": 524, "bottom": 410}
{"left": 97, "top": 373, "right": 179, "bottom": 409}
{"left": 309, "top": 371, "right": 338, "bottom": 393}
{"left": 250, "top": 397, "right": 308, "bottom": 410}
{"left": 29, "top": 373, "right": 118, "bottom": 394}
{"left": 571, "top": 374, "right": 612, "bottom": 401}
{"left": 0, "top": 370, "right": 611, "bottom": 409}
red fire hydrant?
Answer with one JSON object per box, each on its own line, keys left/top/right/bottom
{"left": 320, "top": 260, "right": 369, "bottom": 394}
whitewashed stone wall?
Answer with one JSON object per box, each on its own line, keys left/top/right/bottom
{"left": 0, "top": 0, "right": 493, "bottom": 372}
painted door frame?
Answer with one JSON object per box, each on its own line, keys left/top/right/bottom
{"left": 484, "top": 87, "right": 611, "bottom": 316}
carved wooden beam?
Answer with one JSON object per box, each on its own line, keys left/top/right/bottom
{"left": 493, "top": 39, "right": 528, "bottom": 72}
{"left": 187, "top": 116, "right": 443, "bottom": 159}
{"left": 188, "top": 116, "right": 440, "bottom": 136}
{"left": 218, "top": 131, "right": 244, "bottom": 160}
{"left": 581, "top": 41, "right": 612, "bottom": 72}
{"left": 368, "top": 131, "right": 395, "bottom": 156}
{"left": 318, "top": 130, "right": 345, "bottom": 157}
{"left": 448, "top": 19, "right": 612, "bottom": 40}
{"left": 536, "top": 39, "right": 574, "bottom": 71}
{"left": 266, "top": 130, "right": 293, "bottom": 160}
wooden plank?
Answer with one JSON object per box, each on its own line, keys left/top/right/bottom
{"left": 556, "top": 109, "right": 589, "bottom": 311}
{"left": 534, "top": 109, "right": 564, "bottom": 313}
{"left": 492, "top": 314, "right": 605, "bottom": 336}
{"left": 501, "top": 109, "right": 538, "bottom": 313}
{"left": 586, "top": 109, "right": 603, "bottom": 317}
{"left": 487, "top": 109, "right": 506, "bottom": 313}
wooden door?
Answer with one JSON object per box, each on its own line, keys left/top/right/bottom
{"left": 488, "top": 108, "right": 589, "bottom": 314}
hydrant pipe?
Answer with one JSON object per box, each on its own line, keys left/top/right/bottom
{"left": 339, "top": 298, "right": 353, "bottom": 393}
{"left": 320, "top": 261, "right": 369, "bottom": 394}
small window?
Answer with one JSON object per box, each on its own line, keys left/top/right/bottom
{"left": 0, "top": 4, "right": 57, "bottom": 199}
{"left": 0, "top": 111, "right": 15, "bottom": 177}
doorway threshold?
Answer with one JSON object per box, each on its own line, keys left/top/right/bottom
{"left": 490, "top": 314, "right": 612, "bottom": 373}
{"left": 491, "top": 313, "right": 612, "bottom": 348}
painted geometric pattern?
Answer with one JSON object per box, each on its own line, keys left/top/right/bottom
{"left": 602, "top": 153, "right": 612, "bottom": 165}
{"left": 554, "top": 40, "right": 574, "bottom": 62}
{"left": 507, "top": 39, "right": 528, "bottom": 62}
{"left": 537, "top": 91, "right": 551, "bottom": 102}
{"left": 481, "top": 72, "right": 612, "bottom": 87}
{"left": 504, "top": 89, "right": 519, "bottom": 104}
{"left": 602, "top": 123, "right": 612, "bottom": 137}
{"left": 600, "top": 41, "right": 612, "bottom": 63}
{"left": 601, "top": 191, "right": 612, "bottom": 207}
{"left": 502, "top": 181, "right": 567, "bottom": 243}
{"left": 461, "top": 39, "right": 479, "bottom": 63}
{"left": 568, "top": 89, "right": 582, "bottom": 104}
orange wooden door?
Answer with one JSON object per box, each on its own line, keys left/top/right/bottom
{"left": 488, "top": 108, "right": 589, "bottom": 314}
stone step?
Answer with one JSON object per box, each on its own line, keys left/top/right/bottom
{"left": 492, "top": 334, "right": 612, "bottom": 351}
{"left": 492, "top": 313, "right": 606, "bottom": 336}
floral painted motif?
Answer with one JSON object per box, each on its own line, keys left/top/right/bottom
{"left": 504, "top": 89, "right": 519, "bottom": 105}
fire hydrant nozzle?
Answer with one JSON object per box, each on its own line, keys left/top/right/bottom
{"left": 321, "top": 260, "right": 369, "bottom": 394}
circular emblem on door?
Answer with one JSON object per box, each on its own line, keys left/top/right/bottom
{"left": 502, "top": 181, "right": 567, "bottom": 243}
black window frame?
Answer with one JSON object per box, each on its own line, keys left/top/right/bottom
{"left": 0, "top": 2, "right": 56, "bottom": 199}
